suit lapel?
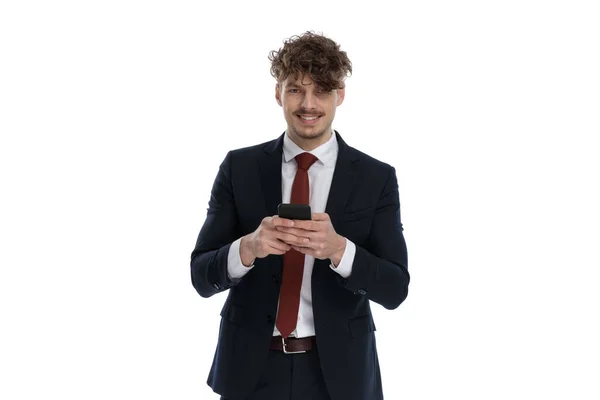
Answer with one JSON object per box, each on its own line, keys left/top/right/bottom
{"left": 258, "top": 133, "right": 284, "bottom": 218}
{"left": 325, "top": 131, "right": 359, "bottom": 227}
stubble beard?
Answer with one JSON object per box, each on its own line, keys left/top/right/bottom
{"left": 290, "top": 122, "right": 331, "bottom": 142}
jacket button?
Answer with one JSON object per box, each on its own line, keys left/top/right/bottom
{"left": 267, "top": 314, "right": 274, "bottom": 323}
{"left": 357, "top": 289, "right": 367, "bottom": 295}
{"left": 271, "top": 274, "right": 280, "bottom": 284}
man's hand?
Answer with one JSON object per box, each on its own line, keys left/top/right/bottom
{"left": 276, "top": 213, "right": 346, "bottom": 266}
{"left": 239, "top": 216, "right": 309, "bottom": 266}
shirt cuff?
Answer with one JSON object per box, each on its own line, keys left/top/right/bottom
{"left": 329, "top": 238, "right": 355, "bottom": 278}
{"left": 227, "top": 238, "right": 254, "bottom": 280}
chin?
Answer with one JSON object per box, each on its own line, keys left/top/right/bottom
{"left": 296, "top": 130, "right": 326, "bottom": 140}
{"left": 293, "top": 125, "right": 328, "bottom": 139}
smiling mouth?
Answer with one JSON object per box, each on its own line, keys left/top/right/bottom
{"left": 297, "top": 114, "right": 322, "bottom": 124}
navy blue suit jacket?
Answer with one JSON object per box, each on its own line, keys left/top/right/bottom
{"left": 190, "top": 132, "right": 409, "bottom": 400}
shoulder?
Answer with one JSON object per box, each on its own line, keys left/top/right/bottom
{"left": 336, "top": 131, "right": 396, "bottom": 176}
{"left": 229, "top": 138, "right": 276, "bottom": 158}
{"left": 345, "top": 144, "right": 397, "bottom": 178}
{"left": 218, "top": 136, "right": 282, "bottom": 167}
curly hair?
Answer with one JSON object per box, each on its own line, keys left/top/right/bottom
{"left": 269, "top": 31, "right": 352, "bottom": 91}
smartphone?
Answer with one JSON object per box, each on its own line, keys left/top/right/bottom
{"left": 277, "top": 203, "right": 312, "bottom": 220}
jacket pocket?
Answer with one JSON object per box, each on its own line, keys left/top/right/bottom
{"left": 348, "top": 315, "right": 376, "bottom": 338}
{"left": 220, "top": 302, "right": 244, "bottom": 326}
{"left": 336, "top": 207, "right": 374, "bottom": 245}
{"left": 339, "top": 206, "right": 374, "bottom": 223}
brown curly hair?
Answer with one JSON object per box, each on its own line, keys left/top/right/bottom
{"left": 269, "top": 31, "right": 352, "bottom": 91}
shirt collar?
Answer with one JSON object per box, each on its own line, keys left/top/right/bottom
{"left": 283, "top": 131, "right": 338, "bottom": 167}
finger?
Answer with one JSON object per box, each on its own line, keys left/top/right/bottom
{"left": 268, "top": 241, "right": 291, "bottom": 253}
{"left": 291, "top": 245, "right": 319, "bottom": 257}
{"left": 276, "top": 231, "right": 310, "bottom": 246}
{"left": 293, "top": 245, "right": 329, "bottom": 260}
{"left": 292, "top": 219, "right": 319, "bottom": 231}
{"left": 268, "top": 246, "right": 288, "bottom": 255}
{"left": 311, "top": 213, "right": 330, "bottom": 221}
{"left": 291, "top": 245, "right": 309, "bottom": 255}
{"left": 293, "top": 239, "right": 321, "bottom": 251}
{"left": 276, "top": 226, "right": 314, "bottom": 238}
{"left": 271, "top": 216, "right": 295, "bottom": 228}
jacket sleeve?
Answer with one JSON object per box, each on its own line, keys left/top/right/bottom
{"left": 339, "top": 167, "right": 410, "bottom": 309}
{"left": 190, "top": 151, "right": 241, "bottom": 298}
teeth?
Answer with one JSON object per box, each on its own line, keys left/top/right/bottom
{"left": 300, "top": 115, "right": 319, "bottom": 120}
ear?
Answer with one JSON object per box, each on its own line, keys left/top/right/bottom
{"left": 336, "top": 87, "right": 345, "bottom": 106}
{"left": 275, "top": 83, "right": 283, "bottom": 107}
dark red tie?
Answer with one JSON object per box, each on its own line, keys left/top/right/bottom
{"left": 276, "top": 152, "right": 318, "bottom": 338}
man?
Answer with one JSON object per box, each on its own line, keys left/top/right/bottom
{"left": 190, "top": 31, "right": 409, "bottom": 400}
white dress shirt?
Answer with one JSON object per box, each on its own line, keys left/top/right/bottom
{"left": 226, "top": 131, "right": 357, "bottom": 338}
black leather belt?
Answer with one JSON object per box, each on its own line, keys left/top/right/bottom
{"left": 270, "top": 336, "right": 316, "bottom": 354}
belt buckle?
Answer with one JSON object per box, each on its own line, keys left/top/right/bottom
{"left": 282, "top": 337, "right": 306, "bottom": 354}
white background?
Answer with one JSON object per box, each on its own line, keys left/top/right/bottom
{"left": 1, "top": 1, "right": 599, "bottom": 399}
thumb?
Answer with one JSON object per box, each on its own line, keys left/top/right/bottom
{"left": 312, "top": 212, "right": 330, "bottom": 221}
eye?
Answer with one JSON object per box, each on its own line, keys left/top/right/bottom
{"left": 288, "top": 88, "right": 300, "bottom": 93}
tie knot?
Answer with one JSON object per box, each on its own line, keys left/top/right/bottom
{"left": 295, "top": 152, "right": 318, "bottom": 171}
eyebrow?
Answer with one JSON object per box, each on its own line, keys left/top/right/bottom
{"left": 285, "top": 83, "right": 326, "bottom": 90}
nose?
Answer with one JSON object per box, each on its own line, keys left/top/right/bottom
{"left": 301, "top": 91, "right": 316, "bottom": 110}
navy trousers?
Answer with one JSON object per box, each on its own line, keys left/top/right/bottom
{"left": 220, "top": 347, "right": 331, "bottom": 400}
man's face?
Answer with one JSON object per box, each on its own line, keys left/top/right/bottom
{"left": 276, "top": 74, "right": 345, "bottom": 147}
